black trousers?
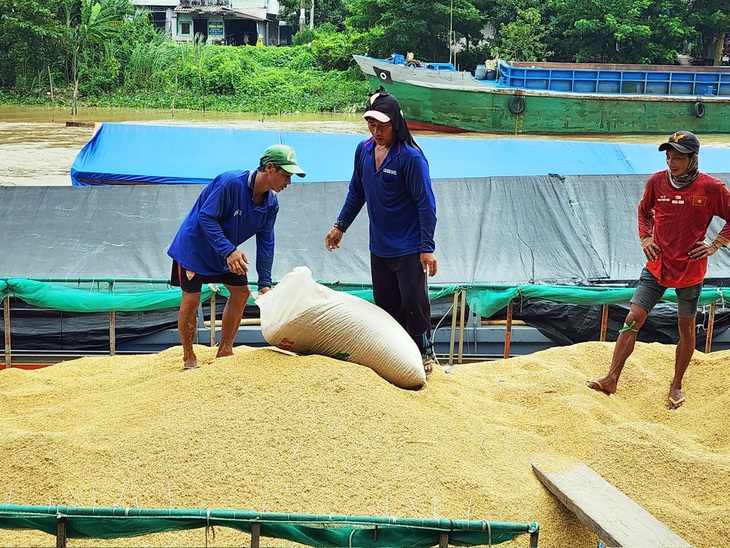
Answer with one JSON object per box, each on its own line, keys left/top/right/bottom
{"left": 371, "top": 251, "right": 433, "bottom": 354}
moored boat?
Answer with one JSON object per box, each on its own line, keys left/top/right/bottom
{"left": 353, "top": 53, "right": 730, "bottom": 135}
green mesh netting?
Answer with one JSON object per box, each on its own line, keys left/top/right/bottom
{"left": 1, "top": 278, "right": 725, "bottom": 318}
{"left": 465, "top": 285, "right": 727, "bottom": 319}
{"left": 0, "top": 505, "right": 538, "bottom": 547}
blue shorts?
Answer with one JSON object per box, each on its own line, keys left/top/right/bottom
{"left": 170, "top": 260, "right": 248, "bottom": 293}
{"left": 631, "top": 267, "right": 702, "bottom": 318}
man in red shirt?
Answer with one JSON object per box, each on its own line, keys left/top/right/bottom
{"left": 587, "top": 131, "right": 730, "bottom": 409}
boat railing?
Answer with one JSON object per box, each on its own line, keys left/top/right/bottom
{"left": 497, "top": 61, "right": 730, "bottom": 96}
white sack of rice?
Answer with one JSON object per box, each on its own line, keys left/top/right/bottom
{"left": 256, "top": 265, "right": 426, "bottom": 389}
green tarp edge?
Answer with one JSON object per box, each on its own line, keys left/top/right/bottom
{"left": 0, "top": 505, "right": 538, "bottom": 547}
{"left": 465, "top": 285, "right": 727, "bottom": 319}
{"left": 0, "top": 279, "right": 461, "bottom": 313}
{"left": 2, "top": 278, "right": 726, "bottom": 318}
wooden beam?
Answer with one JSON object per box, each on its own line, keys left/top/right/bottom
{"left": 531, "top": 459, "right": 690, "bottom": 548}
{"left": 457, "top": 289, "right": 466, "bottom": 364}
{"left": 250, "top": 522, "right": 261, "bottom": 548}
{"left": 210, "top": 293, "right": 217, "bottom": 347}
{"left": 438, "top": 531, "right": 449, "bottom": 548}
{"left": 503, "top": 299, "right": 513, "bottom": 359}
{"left": 109, "top": 281, "right": 115, "bottom": 356}
{"left": 3, "top": 295, "right": 10, "bottom": 368}
{"left": 56, "top": 517, "right": 67, "bottom": 548}
{"left": 600, "top": 304, "right": 609, "bottom": 342}
{"left": 705, "top": 301, "right": 716, "bottom": 354}
{"left": 448, "top": 290, "right": 459, "bottom": 366}
{"left": 109, "top": 311, "right": 116, "bottom": 356}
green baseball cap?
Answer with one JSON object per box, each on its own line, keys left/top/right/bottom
{"left": 260, "top": 145, "right": 306, "bottom": 177}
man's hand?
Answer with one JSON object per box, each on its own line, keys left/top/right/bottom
{"left": 688, "top": 240, "right": 721, "bottom": 260}
{"left": 325, "top": 227, "right": 343, "bottom": 251}
{"left": 258, "top": 286, "right": 270, "bottom": 295}
{"left": 226, "top": 249, "right": 249, "bottom": 275}
{"left": 641, "top": 237, "right": 660, "bottom": 261}
{"left": 420, "top": 252, "right": 437, "bottom": 277}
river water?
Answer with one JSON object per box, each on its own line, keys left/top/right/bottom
{"left": 2, "top": 104, "right": 730, "bottom": 186}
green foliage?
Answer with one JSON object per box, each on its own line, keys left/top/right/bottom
{"left": 78, "top": 41, "right": 122, "bottom": 95}
{"left": 85, "top": 43, "right": 370, "bottom": 113}
{"left": 1, "top": 0, "right": 727, "bottom": 113}
{"left": 292, "top": 28, "right": 316, "bottom": 45}
{"left": 498, "top": 7, "right": 551, "bottom": 61}
{"left": 278, "top": 0, "right": 349, "bottom": 32}
{"left": 0, "top": 0, "right": 66, "bottom": 88}
{"left": 346, "top": 0, "right": 486, "bottom": 61}
{"left": 307, "top": 24, "right": 359, "bottom": 71}
{"left": 454, "top": 43, "right": 495, "bottom": 72}
{"left": 686, "top": 0, "right": 729, "bottom": 62}
{"left": 123, "top": 38, "right": 178, "bottom": 90}
{"left": 547, "top": 0, "right": 692, "bottom": 63}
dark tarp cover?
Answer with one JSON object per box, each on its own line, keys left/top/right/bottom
{"left": 5, "top": 176, "right": 730, "bottom": 285}
{"left": 3, "top": 175, "right": 730, "bottom": 350}
{"left": 70, "top": 123, "right": 730, "bottom": 186}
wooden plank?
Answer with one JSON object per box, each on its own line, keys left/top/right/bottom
{"left": 56, "top": 517, "right": 67, "bottom": 548}
{"left": 531, "top": 459, "right": 690, "bottom": 548}
{"left": 4, "top": 295, "right": 11, "bottom": 368}
{"left": 705, "top": 301, "right": 716, "bottom": 353}
{"left": 250, "top": 522, "right": 261, "bottom": 548}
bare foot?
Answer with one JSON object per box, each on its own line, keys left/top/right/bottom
{"left": 215, "top": 347, "right": 234, "bottom": 359}
{"left": 422, "top": 355, "right": 435, "bottom": 375}
{"left": 668, "top": 387, "right": 685, "bottom": 410}
{"left": 586, "top": 378, "right": 614, "bottom": 395}
{"left": 183, "top": 358, "right": 199, "bottom": 370}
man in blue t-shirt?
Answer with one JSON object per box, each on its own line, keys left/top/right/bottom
{"left": 325, "top": 88, "right": 439, "bottom": 375}
{"left": 168, "top": 145, "right": 306, "bottom": 370}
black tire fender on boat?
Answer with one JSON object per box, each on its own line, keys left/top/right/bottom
{"left": 508, "top": 96, "right": 526, "bottom": 115}
{"left": 693, "top": 101, "right": 705, "bottom": 118}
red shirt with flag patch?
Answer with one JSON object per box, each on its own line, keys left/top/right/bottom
{"left": 638, "top": 170, "right": 730, "bottom": 287}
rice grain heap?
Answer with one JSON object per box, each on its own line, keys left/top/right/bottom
{"left": 0, "top": 341, "right": 728, "bottom": 547}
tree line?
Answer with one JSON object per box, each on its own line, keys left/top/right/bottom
{"left": 0, "top": 0, "right": 727, "bottom": 113}
{"left": 283, "top": 0, "right": 727, "bottom": 68}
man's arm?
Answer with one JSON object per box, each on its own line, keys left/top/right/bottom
{"left": 255, "top": 209, "right": 277, "bottom": 289}
{"left": 326, "top": 143, "right": 367, "bottom": 251}
{"left": 688, "top": 180, "right": 730, "bottom": 259}
{"left": 336, "top": 142, "right": 368, "bottom": 230}
{"left": 198, "top": 179, "right": 237, "bottom": 259}
{"left": 403, "top": 153, "right": 437, "bottom": 254}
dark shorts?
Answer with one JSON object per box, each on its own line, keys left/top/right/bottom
{"left": 170, "top": 260, "right": 248, "bottom": 293}
{"left": 631, "top": 267, "right": 702, "bottom": 318}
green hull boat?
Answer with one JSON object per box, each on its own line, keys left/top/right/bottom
{"left": 354, "top": 54, "right": 730, "bottom": 135}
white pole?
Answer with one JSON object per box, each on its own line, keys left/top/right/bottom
{"left": 449, "top": 0, "right": 454, "bottom": 64}
{"left": 309, "top": 0, "right": 314, "bottom": 29}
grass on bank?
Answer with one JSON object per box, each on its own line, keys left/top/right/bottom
{"left": 0, "top": 44, "right": 373, "bottom": 115}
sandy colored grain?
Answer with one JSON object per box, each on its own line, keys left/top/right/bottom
{"left": 0, "top": 341, "right": 728, "bottom": 547}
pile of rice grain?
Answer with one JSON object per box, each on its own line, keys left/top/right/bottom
{"left": 0, "top": 341, "right": 728, "bottom": 548}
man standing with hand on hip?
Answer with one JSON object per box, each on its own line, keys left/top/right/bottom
{"left": 325, "top": 88, "right": 438, "bottom": 375}
{"left": 169, "top": 144, "right": 306, "bottom": 370}
{"left": 587, "top": 131, "right": 730, "bottom": 409}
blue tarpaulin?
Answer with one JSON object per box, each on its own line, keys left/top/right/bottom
{"left": 70, "top": 123, "right": 730, "bottom": 186}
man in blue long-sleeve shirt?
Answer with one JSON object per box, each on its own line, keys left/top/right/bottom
{"left": 325, "top": 88, "right": 439, "bottom": 375}
{"left": 168, "top": 145, "right": 306, "bottom": 369}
